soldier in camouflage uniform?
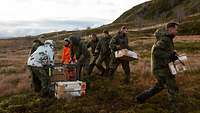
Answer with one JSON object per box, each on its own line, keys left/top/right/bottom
{"left": 87, "top": 33, "right": 99, "bottom": 75}
{"left": 69, "top": 36, "right": 90, "bottom": 81}
{"left": 135, "top": 23, "right": 179, "bottom": 113}
{"left": 95, "top": 30, "right": 112, "bottom": 76}
{"left": 108, "top": 26, "right": 131, "bottom": 84}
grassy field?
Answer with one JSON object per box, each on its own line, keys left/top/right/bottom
{"left": 0, "top": 33, "right": 200, "bottom": 113}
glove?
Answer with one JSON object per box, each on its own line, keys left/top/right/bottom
{"left": 170, "top": 52, "right": 178, "bottom": 62}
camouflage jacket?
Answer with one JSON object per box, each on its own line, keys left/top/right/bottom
{"left": 70, "top": 37, "right": 89, "bottom": 63}
{"left": 95, "top": 35, "right": 112, "bottom": 56}
{"left": 109, "top": 32, "right": 130, "bottom": 53}
{"left": 30, "top": 40, "right": 44, "bottom": 55}
{"left": 87, "top": 38, "right": 99, "bottom": 55}
{"left": 151, "top": 28, "right": 175, "bottom": 76}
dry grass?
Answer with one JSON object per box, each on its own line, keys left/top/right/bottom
{"left": 0, "top": 35, "right": 200, "bottom": 113}
{"left": 0, "top": 73, "right": 30, "bottom": 96}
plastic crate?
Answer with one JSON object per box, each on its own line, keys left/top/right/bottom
{"left": 51, "top": 63, "right": 77, "bottom": 82}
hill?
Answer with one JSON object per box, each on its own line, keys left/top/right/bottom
{"left": 113, "top": 0, "right": 200, "bottom": 25}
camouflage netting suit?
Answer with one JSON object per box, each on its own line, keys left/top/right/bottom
{"left": 87, "top": 38, "right": 99, "bottom": 75}
{"left": 108, "top": 31, "right": 131, "bottom": 84}
{"left": 136, "top": 28, "right": 179, "bottom": 113}
{"left": 95, "top": 34, "right": 112, "bottom": 76}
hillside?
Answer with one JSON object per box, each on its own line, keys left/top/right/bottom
{"left": 113, "top": 0, "right": 200, "bottom": 25}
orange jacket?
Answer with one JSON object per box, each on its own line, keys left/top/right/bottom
{"left": 61, "top": 46, "right": 71, "bottom": 64}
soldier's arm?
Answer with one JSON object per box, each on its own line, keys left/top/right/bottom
{"left": 70, "top": 48, "right": 75, "bottom": 63}
{"left": 78, "top": 44, "right": 89, "bottom": 63}
{"left": 29, "top": 42, "right": 39, "bottom": 56}
{"left": 109, "top": 37, "right": 118, "bottom": 52}
{"left": 126, "top": 37, "right": 132, "bottom": 51}
{"left": 87, "top": 41, "right": 91, "bottom": 48}
{"left": 95, "top": 39, "right": 102, "bottom": 55}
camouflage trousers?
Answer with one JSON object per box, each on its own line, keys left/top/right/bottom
{"left": 88, "top": 55, "right": 98, "bottom": 75}
{"left": 95, "top": 54, "right": 110, "bottom": 76}
{"left": 77, "top": 59, "right": 90, "bottom": 81}
{"left": 28, "top": 67, "right": 51, "bottom": 97}
{"left": 136, "top": 73, "right": 179, "bottom": 113}
{"left": 108, "top": 56, "right": 130, "bottom": 83}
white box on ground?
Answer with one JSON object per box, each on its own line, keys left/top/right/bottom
{"left": 115, "top": 49, "right": 138, "bottom": 61}
{"left": 168, "top": 55, "right": 188, "bottom": 75}
{"left": 55, "top": 81, "right": 86, "bottom": 99}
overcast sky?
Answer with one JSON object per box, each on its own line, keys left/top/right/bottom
{"left": 0, "top": 0, "right": 149, "bottom": 38}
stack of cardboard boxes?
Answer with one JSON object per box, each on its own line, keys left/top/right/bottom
{"left": 51, "top": 63, "right": 86, "bottom": 99}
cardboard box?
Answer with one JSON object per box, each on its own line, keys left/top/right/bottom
{"left": 168, "top": 55, "right": 188, "bottom": 75}
{"left": 115, "top": 49, "right": 138, "bottom": 61}
{"left": 54, "top": 81, "right": 86, "bottom": 99}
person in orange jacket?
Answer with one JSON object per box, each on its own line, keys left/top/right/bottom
{"left": 61, "top": 38, "right": 72, "bottom": 64}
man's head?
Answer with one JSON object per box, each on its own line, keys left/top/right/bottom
{"left": 91, "top": 33, "right": 97, "bottom": 41}
{"left": 64, "top": 38, "right": 71, "bottom": 47}
{"left": 120, "top": 26, "right": 128, "bottom": 34}
{"left": 103, "top": 30, "right": 109, "bottom": 37}
{"left": 167, "top": 22, "right": 179, "bottom": 38}
{"left": 38, "top": 35, "right": 46, "bottom": 43}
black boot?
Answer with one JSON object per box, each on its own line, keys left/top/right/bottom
{"left": 135, "top": 83, "right": 164, "bottom": 103}
{"left": 135, "top": 92, "right": 149, "bottom": 103}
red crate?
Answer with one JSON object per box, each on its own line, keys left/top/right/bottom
{"left": 51, "top": 63, "right": 77, "bottom": 82}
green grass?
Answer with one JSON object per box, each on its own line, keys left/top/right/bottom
{"left": 0, "top": 75, "right": 200, "bottom": 113}
{"left": 175, "top": 41, "right": 200, "bottom": 53}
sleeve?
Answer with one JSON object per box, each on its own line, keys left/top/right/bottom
{"left": 77, "top": 44, "right": 89, "bottom": 63}
{"left": 126, "top": 37, "right": 132, "bottom": 51}
{"left": 87, "top": 41, "right": 91, "bottom": 48}
{"left": 95, "top": 39, "right": 102, "bottom": 55}
{"left": 70, "top": 48, "right": 75, "bottom": 62}
{"left": 109, "top": 37, "right": 118, "bottom": 52}
{"left": 30, "top": 43, "right": 37, "bottom": 55}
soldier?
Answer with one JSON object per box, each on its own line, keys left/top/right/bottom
{"left": 135, "top": 22, "right": 179, "bottom": 113}
{"left": 29, "top": 35, "right": 45, "bottom": 55}
{"left": 87, "top": 33, "right": 99, "bottom": 75}
{"left": 69, "top": 36, "right": 90, "bottom": 81}
{"left": 95, "top": 30, "right": 112, "bottom": 76}
{"left": 27, "top": 40, "right": 56, "bottom": 97}
{"left": 108, "top": 26, "right": 131, "bottom": 84}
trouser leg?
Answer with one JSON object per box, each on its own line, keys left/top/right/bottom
{"left": 37, "top": 68, "right": 50, "bottom": 97}
{"left": 29, "top": 67, "right": 41, "bottom": 92}
{"left": 108, "top": 58, "right": 119, "bottom": 80}
{"left": 135, "top": 76, "right": 165, "bottom": 103}
{"left": 121, "top": 61, "right": 131, "bottom": 84}
{"left": 88, "top": 56, "right": 97, "bottom": 75}
{"left": 166, "top": 75, "right": 179, "bottom": 113}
